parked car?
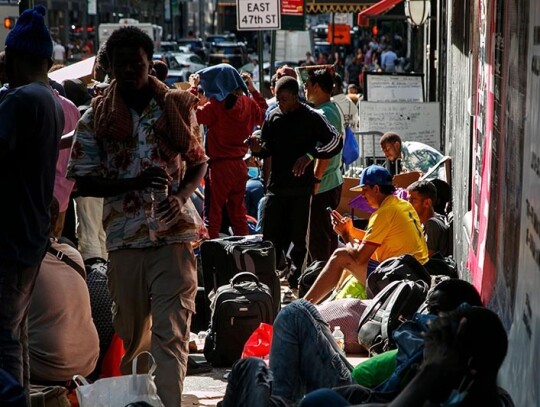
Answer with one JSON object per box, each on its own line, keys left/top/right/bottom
{"left": 176, "top": 38, "right": 209, "bottom": 61}
{"left": 163, "top": 70, "right": 187, "bottom": 87}
{"left": 160, "top": 41, "right": 180, "bottom": 53}
{"left": 154, "top": 52, "right": 206, "bottom": 73}
{"left": 205, "top": 33, "right": 237, "bottom": 49}
{"left": 207, "top": 42, "right": 249, "bottom": 69}
{"left": 153, "top": 52, "right": 207, "bottom": 86}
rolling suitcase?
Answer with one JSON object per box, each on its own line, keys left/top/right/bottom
{"left": 200, "top": 235, "right": 280, "bottom": 315}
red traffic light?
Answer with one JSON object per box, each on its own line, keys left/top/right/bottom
{"left": 4, "top": 17, "right": 16, "bottom": 30}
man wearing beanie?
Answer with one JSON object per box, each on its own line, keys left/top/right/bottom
{"left": 0, "top": 4, "right": 65, "bottom": 404}
{"left": 68, "top": 26, "right": 208, "bottom": 406}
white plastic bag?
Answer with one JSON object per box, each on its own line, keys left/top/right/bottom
{"left": 73, "top": 351, "right": 164, "bottom": 407}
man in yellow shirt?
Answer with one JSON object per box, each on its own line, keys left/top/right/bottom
{"left": 304, "top": 165, "right": 428, "bottom": 304}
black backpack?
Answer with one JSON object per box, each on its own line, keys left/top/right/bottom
{"left": 298, "top": 260, "right": 327, "bottom": 298}
{"left": 366, "top": 254, "right": 431, "bottom": 298}
{"left": 357, "top": 279, "right": 429, "bottom": 355}
{"left": 204, "top": 272, "right": 275, "bottom": 367}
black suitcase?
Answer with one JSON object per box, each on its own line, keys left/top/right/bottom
{"left": 200, "top": 235, "right": 280, "bottom": 315}
{"left": 203, "top": 272, "right": 275, "bottom": 367}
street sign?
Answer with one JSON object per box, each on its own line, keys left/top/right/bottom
{"left": 327, "top": 24, "right": 351, "bottom": 45}
{"left": 237, "top": 0, "right": 281, "bottom": 31}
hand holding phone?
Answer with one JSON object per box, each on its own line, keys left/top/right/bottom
{"left": 327, "top": 207, "right": 343, "bottom": 221}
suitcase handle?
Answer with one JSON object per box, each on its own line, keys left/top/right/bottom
{"left": 230, "top": 272, "right": 261, "bottom": 286}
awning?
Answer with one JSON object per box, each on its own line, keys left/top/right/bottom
{"left": 305, "top": 1, "right": 374, "bottom": 13}
{"left": 357, "top": 0, "right": 403, "bottom": 26}
{"left": 219, "top": 1, "right": 374, "bottom": 14}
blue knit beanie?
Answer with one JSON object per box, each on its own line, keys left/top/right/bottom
{"left": 5, "top": 5, "right": 53, "bottom": 58}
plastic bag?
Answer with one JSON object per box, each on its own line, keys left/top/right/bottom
{"left": 241, "top": 323, "right": 273, "bottom": 362}
{"left": 74, "top": 351, "right": 164, "bottom": 407}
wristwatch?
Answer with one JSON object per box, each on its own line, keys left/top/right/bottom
{"left": 314, "top": 177, "right": 322, "bottom": 184}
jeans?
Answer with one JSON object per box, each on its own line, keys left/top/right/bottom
{"left": 300, "top": 388, "right": 351, "bottom": 406}
{"left": 0, "top": 261, "right": 41, "bottom": 407}
{"left": 221, "top": 300, "right": 353, "bottom": 406}
{"left": 269, "top": 300, "right": 353, "bottom": 402}
{"left": 221, "top": 358, "right": 291, "bottom": 407}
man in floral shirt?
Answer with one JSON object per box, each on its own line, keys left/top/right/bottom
{"left": 67, "top": 27, "right": 207, "bottom": 406}
{"left": 380, "top": 132, "right": 445, "bottom": 180}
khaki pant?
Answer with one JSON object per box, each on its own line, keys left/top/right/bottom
{"left": 108, "top": 243, "right": 197, "bottom": 406}
{"left": 75, "top": 196, "right": 107, "bottom": 260}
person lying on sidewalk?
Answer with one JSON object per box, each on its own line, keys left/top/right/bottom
{"left": 300, "top": 306, "right": 514, "bottom": 407}
{"left": 303, "top": 165, "right": 428, "bottom": 304}
{"left": 218, "top": 279, "right": 493, "bottom": 407}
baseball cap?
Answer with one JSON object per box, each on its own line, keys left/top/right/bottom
{"left": 350, "top": 165, "right": 393, "bottom": 191}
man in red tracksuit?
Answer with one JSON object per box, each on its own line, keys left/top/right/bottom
{"left": 189, "top": 64, "right": 267, "bottom": 238}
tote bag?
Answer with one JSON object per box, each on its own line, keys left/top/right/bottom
{"left": 74, "top": 351, "right": 164, "bottom": 407}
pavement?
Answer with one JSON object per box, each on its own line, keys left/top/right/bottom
{"left": 182, "top": 353, "right": 228, "bottom": 406}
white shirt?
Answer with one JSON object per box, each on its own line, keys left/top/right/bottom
{"left": 52, "top": 43, "right": 65, "bottom": 61}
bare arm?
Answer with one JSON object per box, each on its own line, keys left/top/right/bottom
{"left": 74, "top": 166, "right": 169, "bottom": 198}
{"left": 303, "top": 242, "right": 376, "bottom": 304}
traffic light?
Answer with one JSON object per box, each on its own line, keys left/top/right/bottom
{"left": 4, "top": 17, "right": 16, "bottom": 30}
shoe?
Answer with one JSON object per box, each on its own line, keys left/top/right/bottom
{"left": 186, "top": 356, "right": 213, "bottom": 375}
{"left": 287, "top": 274, "right": 299, "bottom": 290}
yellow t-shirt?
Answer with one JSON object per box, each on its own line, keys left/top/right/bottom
{"left": 363, "top": 195, "right": 429, "bottom": 265}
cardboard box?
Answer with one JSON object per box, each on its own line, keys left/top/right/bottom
{"left": 337, "top": 177, "right": 372, "bottom": 219}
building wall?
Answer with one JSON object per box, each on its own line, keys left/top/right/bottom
{"left": 446, "top": 0, "right": 539, "bottom": 403}
{"left": 444, "top": 0, "right": 474, "bottom": 278}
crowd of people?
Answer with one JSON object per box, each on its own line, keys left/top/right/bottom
{"left": 0, "top": 5, "right": 513, "bottom": 407}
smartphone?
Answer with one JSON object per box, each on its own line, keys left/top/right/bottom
{"left": 328, "top": 208, "right": 343, "bottom": 221}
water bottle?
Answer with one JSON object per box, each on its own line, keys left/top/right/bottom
{"left": 333, "top": 326, "right": 345, "bottom": 353}
{"left": 145, "top": 185, "right": 169, "bottom": 239}
{"left": 196, "top": 331, "right": 208, "bottom": 351}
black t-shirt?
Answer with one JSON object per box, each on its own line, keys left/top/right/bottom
{"left": 258, "top": 103, "right": 341, "bottom": 196}
{"left": 0, "top": 82, "right": 65, "bottom": 266}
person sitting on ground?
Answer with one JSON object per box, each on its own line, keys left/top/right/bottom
{"left": 28, "top": 197, "right": 99, "bottom": 385}
{"left": 380, "top": 132, "right": 445, "bottom": 180}
{"left": 303, "top": 165, "right": 428, "bottom": 304}
{"left": 407, "top": 180, "right": 449, "bottom": 257}
{"left": 219, "top": 279, "right": 492, "bottom": 407}
{"left": 301, "top": 306, "right": 513, "bottom": 407}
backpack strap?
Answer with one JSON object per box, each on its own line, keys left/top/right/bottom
{"left": 47, "top": 245, "right": 86, "bottom": 279}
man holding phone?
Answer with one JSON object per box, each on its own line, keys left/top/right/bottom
{"left": 303, "top": 165, "right": 429, "bottom": 304}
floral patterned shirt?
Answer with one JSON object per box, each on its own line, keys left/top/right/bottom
{"left": 401, "top": 141, "right": 444, "bottom": 179}
{"left": 67, "top": 98, "right": 208, "bottom": 251}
